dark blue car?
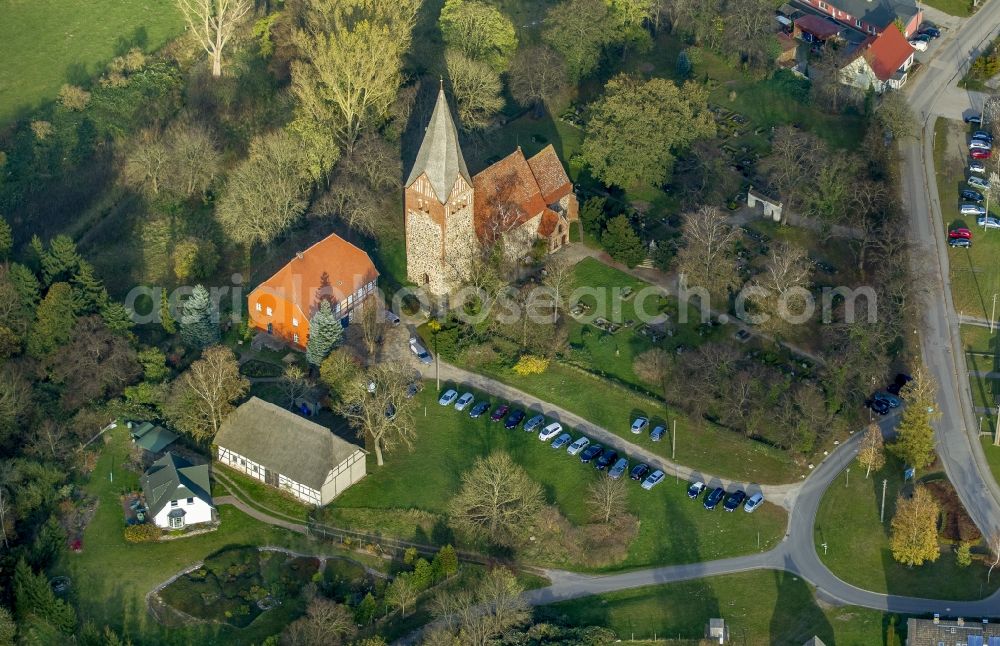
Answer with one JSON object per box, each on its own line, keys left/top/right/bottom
{"left": 469, "top": 402, "right": 490, "bottom": 418}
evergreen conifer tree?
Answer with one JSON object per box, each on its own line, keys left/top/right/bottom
{"left": 8, "top": 263, "right": 40, "bottom": 310}
{"left": 27, "top": 283, "right": 77, "bottom": 357}
{"left": 101, "top": 301, "right": 134, "bottom": 335}
{"left": 0, "top": 216, "right": 11, "bottom": 259}
{"left": 71, "top": 261, "right": 108, "bottom": 314}
{"left": 180, "top": 285, "right": 219, "bottom": 347}
{"left": 40, "top": 235, "right": 80, "bottom": 285}
{"left": 160, "top": 289, "right": 177, "bottom": 334}
{"left": 305, "top": 300, "right": 343, "bottom": 365}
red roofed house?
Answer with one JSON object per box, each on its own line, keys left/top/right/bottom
{"left": 796, "top": 0, "right": 921, "bottom": 38}
{"left": 404, "top": 87, "right": 577, "bottom": 296}
{"left": 247, "top": 233, "right": 379, "bottom": 349}
{"left": 839, "top": 24, "right": 915, "bottom": 93}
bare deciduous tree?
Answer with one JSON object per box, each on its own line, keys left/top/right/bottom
{"left": 445, "top": 49, "right": 504, "bottom": 131}
{"left": 745, "top": 242, "right": 813, "bottom": 335}
{"left": 674, "top": 206, "right": 742, "bottom": 303}
{"left": 542, "top": 253, "right": 575, "bottom": 323}
{"left": 281, "top": 597, "right": 355, "bottom": 646}
{"left": 857, "top": 422, "right": 886, "bottom": 478}
{"left": 358, "top": 297, "right": 386, "bottom": 361}
{"left": 335, "top": 361, "right": 414, "bottom": 466}
{"left": 163, "top": 119, "right": 222, "bottom": 197}
{"left": 508, "top": 45, "right": 570, "bottom": 114}
{"left": 989, "top": 532, "right": 1000, "bottom": 583}
{"left": 122, "top": 132, "right": 169, "bottom": 196}
{"left": 165, "top": 346, "right": 249, "bottom": 441}
{"left": 433, "top": 567, "right": 529, "bottom": 646}
{"left": 385, "top": 574, "right": 418, "bottom": 616}
{"left": 449, "top": 451, "right": 543, "bottom": 546}
{"left": 343, "top": 133, "right": 401, "bottom": 191}
{"left": 279, "top": 365, "right": 313, "bottom": 408}
{"left": 175, "top": 0, "right": 252, "bottom": 77}
{"left": 588, "top": 475, "right": 628, "bottom": 524}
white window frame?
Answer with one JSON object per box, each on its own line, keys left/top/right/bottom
{"left": 818, "top": 1, "right": 828, "bottom": 10}
{"left": 292, "top": 317, "right": 298, "bottom": 327}
{"left": 855, "top": 18, "right": 862, "bottom": 28}
{"left": 293, "top": 333, "right": 299, "bottom": 344}
{"left": 255, "top": 303, "right": 261, "bottom": 312}
{"left": 169, "top": 515, "right": 184, "bottom": 529}
{"left": 266, "top": 306, "right": 273, "bottom": 317}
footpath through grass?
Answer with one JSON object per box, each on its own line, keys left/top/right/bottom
{"left": 325, "top": 386, "right": 787, "bottom": 573}
{"left": 814, "top": 455, "right": 1000, "bottom": 600}
{"left": 536, "top": 571, "right": 897, "bottom": 645}
{"left": 0, "top": 0, "right": 184, "bottom": 123}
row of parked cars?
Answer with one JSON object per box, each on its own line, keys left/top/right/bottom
{"left": 907, "top": 23, "right": 940, "bottom": 52}
{"left": 956, "top": 124, "right": 995, "bottom": 245}
{"left": 865, "top": 373, "right": 910, "bottom": 415}
{"left": 437, "top": 389, "right": 766, "bottom": 513}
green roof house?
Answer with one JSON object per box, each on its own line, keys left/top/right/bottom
{"left": 130, "top": 422, "right": 179, "bottom": 454}
{"left": 140, "top": 453, "right": 214, "bottom": 530}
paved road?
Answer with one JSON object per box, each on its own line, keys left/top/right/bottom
{"left": 898, "top": 0, "right": 1000, "bottom": 540}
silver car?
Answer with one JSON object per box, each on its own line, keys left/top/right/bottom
{"left": 970, "top": 161, "right": 987, "bottom": 174}
{"left": 567, "top": 436, "right": 590, "bottom": 456}
{"left": 550, "top": 433, "right": 572, "bottom": 450}
{"left": 539, "top": 422, "right": 563, "bottom": 442}
{"left": 744, "top": 493, "right": 765, "bottom": 513}
{"left": 960, "top": 203, "right": 987, "bottom": 216}
{"left": 969, "top": 176, "right": 991, "bottom": 191}
{"left": 454, "top": 392, "right": 474, "bottom": 411}
{"left": 608, "top": 457, "right": 629, "bottom": 479}
{"left": 650, "top": 426, "right": 666, "bottom": 441}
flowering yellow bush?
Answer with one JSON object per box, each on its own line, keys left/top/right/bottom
{"left": 512, "top": 355, "right": 549, "bottom": 375}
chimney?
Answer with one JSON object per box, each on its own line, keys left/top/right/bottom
{"left": 933, "top": 614, "right": 940, "bottom": 624}
{"left": 984, "top": 618, "right": 990, "bottom": 624}
{"left": 958, "top": 618, "right": 965, "bottom": 627}
{"left": 296, "top": 251, "right": 304, "bottom": 260}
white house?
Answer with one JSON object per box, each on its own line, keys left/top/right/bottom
{"left": 140, "top": 453, "right": 215, "bottom": 530}
{"left": 214, "top": 397, "right": 367, "bottom": 506}
{"left": 839, "top": 24, "right": 915, "bottom": 94}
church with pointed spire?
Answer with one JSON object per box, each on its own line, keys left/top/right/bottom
{"left": 404, "top": 87, "right": 578, "bottom": 296}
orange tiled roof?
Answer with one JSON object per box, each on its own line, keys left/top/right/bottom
{"left": 526, "top": 145, "right": 572, "bottom": 205}
{"left": 860, "top": 24, "right": 914, "bottom": 81}
{"left": 538, "top": 208, "right": 561, "bottom": 237}
{"left": 472, "top": 148, "right": 547, "bottom": 242}
{"left": 250, "top": 233, "right": 378, "bottom": 318}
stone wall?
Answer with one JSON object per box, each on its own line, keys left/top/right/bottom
{"left": 405, "top": 208, "right": 447, "bottom": 295}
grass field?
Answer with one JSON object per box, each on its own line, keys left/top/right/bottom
{"left": 325, "top": 386, "right": 788, "bottom": 573}
{"left": 211, "top": 463, "right": 312, "bottom": 523}
{"left": 814, "top": 455, "right": 999, "bottom": 600}
{"left": 0, "top": 0, "right": 184, "bottom": 124}
{"left": 536, "top": 571, "right": 897, "bottom": 645}
{"left": 923, "top": 0, "right": 973, "bottom": 16}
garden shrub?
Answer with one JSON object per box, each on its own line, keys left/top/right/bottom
{"left": 123, "top": 523, "right": 160, "bottom": 543}
{"left": 512, "top": 355, "right": 549, "bottom": 375}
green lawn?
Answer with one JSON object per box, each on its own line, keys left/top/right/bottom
{"left": 982, "top": 437, "right": 1000, "bottom": 489}
{"left": 324, "top": 386, "right": 788, "bottom": 573}
{"left": 962, "top": 324, "right": 999, "bottom": 354}
{"left": 212, "top": 462, "right": 312, "bottom": 523}
{"left": 923, "top": 0, "right": 973, "bottom": 16}
{"left": 0, "top": 0, "right": 184, "bottom": 124}
{"left": 536, "top": 571, "right": 897, "bottom": 645}
{"left": 56, "top": 426, "right": 353, "bottom": 644}
{"left": 814, "top": 455, "right": 999, "bottom": 600}
{"left": 936, "top": 117, "right": 1000, "bottom": 319}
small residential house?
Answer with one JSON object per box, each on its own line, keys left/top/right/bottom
{"left": 905, "top": 617, "right": 1000, "bottom": 646}
{"left": 794, "top": 0, "right": 922, "bottom": 37}
{"left": 140, "top": 453, "right": 214, "bottom": 530}
{"left": 839, "top": 24, "right": 915, "bottom": 94}
{"left": 214, "top": 397, "right": 367, "bottom": 506}
{"left": 247, "top": 233, "right": 379, "bottom": 350}
{"left": 129, "top": 421, "right": 178, "bottom": 454}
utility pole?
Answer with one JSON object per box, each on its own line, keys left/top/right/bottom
{"left": 880, "top": 479, "right": 888, "bottom": 522}
{"left": 671, "top": 420, "right": 677, "bottom": 460}
{"left": 846, "top": 468, "right": 850, "bottom": 488}
{"left": 992, "top": 293, "right": 997, "bottom": 333}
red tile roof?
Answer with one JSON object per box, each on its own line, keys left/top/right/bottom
{"left": 526, "top": 145, "right": 572, "bottom": 205}
{"left": 250, "top": 233, "right": 378, "bottom": 319}
{"left": 860, "top": 24, "right": 914, "bottom": 81}
{"left": 538, "top": 209, "right": 561, "bottom": 237}
{"left": 794, "top": 14, "right": 841, "bottom": 40}
{"left": 472, "top": 148, "right": 547, "bottom": 243}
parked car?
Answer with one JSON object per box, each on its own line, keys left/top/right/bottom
{"left": 965, "top": 113, "right": 983, "bottom": 124}
{"left": 409, "top": 337, "right": 432, "bottom": 364}
{"left": 962, "top": 189, "right": 985, "bottom": 202}
{"left": 490, "top": 404, "right": 510, "bottom": 422}
{"left": 650, "top": 425, "right": 666, "bottom": 442}
{"left": 949, "top": 227, "right": 973, "bottom": 239}
{"left": 454, "top": 392, "right": 475, "bottom": 411}
{"left": 919, "top": 26, "right": 941, "bottom": 39}
{"left": 469, "top": 401, "right": 490, "bottom": 418}
{"left": 567, "top": 436, "right": 591, "bottom": 456}
{"left": 580, "top": 444, "right": 604, "bottom": 463}
{"left": 609, "top": 458, "right": 629, "bottom": 480}
{"left": 970, "top": 161, "right": 986, "bottom": 174}
{"left": 723, "top": 490, "right": 747, "bottom": 512}
{"left": 704, "top": 487, "right": 726, "bottom": 510}
{"left": 687, "top": 481, "right": 706, "bottom": 499}
{"left": 973, "top": 130, "right": 993, "bottom": 141}
{"left": 595, "top": 450, "right": 619, "bottom": 471}
{"left": 551, "top": 433, "right": 572, "bottom": 450}
{"left": 744, "top": 493, "right": 765, "bottom": 513}
{"left": 504, "top": 409, "right": 525, "bottom": 429}
{"left": 960, "top": 203, "right": 987, "bottom": 216}
{"left": 524, "top": 414, "right": 546, "bottom": 433}
{"left": 949, "top": 237, "right": 972, "bottom": 248}
{"left": 438, "top": 389, "right": 458, "bottom": 406}
{"left": 908, "top": 39, "right": 927, "bottom": 51}
{"left": 968, "top": 176, "right": 990, "bottom": 190}
{"left": 911, "top": 33, "right": 931, "bottom": 43}
{"left": 539, "top": 422, "right": 563, "bottom": 442}
{"left": 873, "top": 391, "right": 902, "bottom": 408}
{"left": 969, "top": 139, "right": 992, "bottom": 151}
{"left": 867, "top": 398, "right": 890, "bottom": 415}
{"left": 641, "top": 469, "right": 665, "bottom": 490}
{"left": 971, "top": 148, "right": 993, "bottom": 160}
{"left": 630, "top": 417, "right": 649, "bottom": 434}
{"left": 405, "top": 382, "right": 423, "bottom": 398}
{"left": 630, "top": 463, "right": 651, "bottom": 481}
{"left": 979, "top": 215, "right": 1000, "bottom": 229}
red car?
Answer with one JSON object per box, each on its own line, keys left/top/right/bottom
{"left": 490, "top": 404, "right": 510, "bottom": 422}
{"left": 971, "top": 149, "right": 992, "bottom": 159}
{"left": 949, "top": 227, "right": 973, "bottom": 240}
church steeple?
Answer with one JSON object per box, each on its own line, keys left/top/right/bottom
{"left": 404, "top": 86, "right": 471, "bottom": 203}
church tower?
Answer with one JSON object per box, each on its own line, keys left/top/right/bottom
{"left": 403, "top": 86, "right": 477, "bottom": 297}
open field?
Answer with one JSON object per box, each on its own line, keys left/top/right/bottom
{"left": 536, "top": 571, "right": 897, "bottom": 645}
{"left": 0, "top": 0, "right": 184, "bottom": 124}
{"left": 814, "top": 455, "right": 999, "bottom": 600}
{"left": 324, "top": 386, "right": 788, "bottom": 573}
{"left": 924, "top": 0, "right": 974, "bottom": 17}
